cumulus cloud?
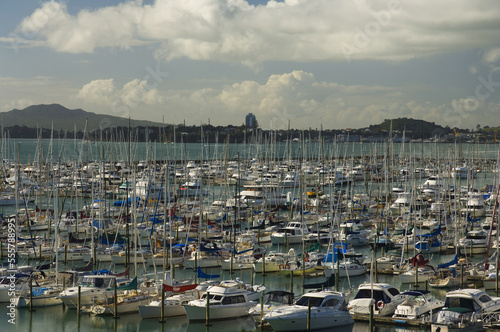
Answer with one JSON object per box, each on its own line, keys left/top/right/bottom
{"left": 3, "top": 98, "right": 35, "bottom": 112}
{"left": 0, "top": 76, "right": 76, "bottom": 111}
{"left": 3, "top": 70, "right": 498, "bottom": 129}
{"left": 11, "top": 0, "right": 500, "bottom": 63}
{"left": 76, "top": 78, "right": 163, "bottom": 109}
{"left": 138, "top": 70, "right": 493, "bottom": 130}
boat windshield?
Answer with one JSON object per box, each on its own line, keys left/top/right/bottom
{"left": 264, "top": 292, "right": 294, "bottom": 305}
{"left": 201, "top": 294, "right": 223, "bottom": 302}
{"left": 354, "top": 289, "right": 392, "bottom": 303}
{"left": 444, "top": 297, "right": 477, "bottom": 311}
{"left": 81, "top": 277, "right": 106, "bottom": 288}
{"left": 296, "top": 296, "right": 324, "bottom": 307}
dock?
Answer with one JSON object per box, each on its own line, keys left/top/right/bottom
{"left": 352, "top": 313, "right": 432, "bottom": 328}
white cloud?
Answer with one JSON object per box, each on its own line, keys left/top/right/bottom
{"left": 12, "top": 0, "right": 500, "bottom": 64}
{"left": 3, "top": 71, "right": 498, "bottom": 130}
{"left": 2, "top": 98, "right": 35, "bottom": 112}
{"left": 0, "top": 76, "right": 77, "bottom": 111}
{"left": 149, "top": 70, "right": 494, "bottom": 130}
{"left": 76, "top": 78, "right": 164, "bottom": 119}
{"left": 77, "top": 79, "right": 115, "bottom": 104}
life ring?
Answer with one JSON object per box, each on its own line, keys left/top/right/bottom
{"left": 376, "top": 301, "right": 385, "bottom": 309}
{"left": 284, "top": 263, "right": 290, "bottom": 270}
{"left": 279, "top": 264, "right": 285, "bottom": 270}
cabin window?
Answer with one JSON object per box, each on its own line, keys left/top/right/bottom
{"left": 354, "top": 290, "right": 390, "bottom": 303}
{"left": 201, "top": 294, "right": 223, "bottom": 301}
{"left": 444, "top": 297, "right": 476, "bottom": 311}
{"left": 322, "top": 298, "right": 339, "bottom": 307}
{"left": 296, "top": 296, "right": 323, "bottom": 307}
{"left": 479, "top": 295, "right": 492, "bottom": 303}
{"left": 95, "top": 278, "right": 104, "bottom": 288}
{"left": 388, "top": 288, "right": 400, "bottom": 297}
{"left": 235, "top": 295, "right": 245, "bottom": 303}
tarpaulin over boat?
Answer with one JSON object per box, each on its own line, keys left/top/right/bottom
{"left": 197, "top": 267, "right": 219, "bottom": 279}
{"left": 437, "top": 254, "right": 458, "bottom": 269}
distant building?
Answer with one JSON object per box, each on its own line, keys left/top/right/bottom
{"left": 245, "top": 113, "right": 258, "bottom": 128}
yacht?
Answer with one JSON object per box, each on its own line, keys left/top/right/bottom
{"left": 431, "top": 288, "right": 500, "bottom": 332}
{"left": 138, "top": 290, "right": 198, "bottom": 319}
{"left": 338, "top": 220, "right": 371, "bottom": 247}
{"left": 348, "top": 283, "right": 405, "bottom": 316}
{"left": 263, "top": 290, "right": 354, "bottom": 331}
{"left": 183, "top": 284, "right": 255, "bottom": 321}
{"left": 390, "top": 192, "right": 412, "bottom": 215}
{"left": 324, "top": 258, "right": 367, "bottom": 277}
{"left": 249, "top": 290, "right": 294, "bottom": 318}
{"left": 59, "top": 275, "right": 133, "bottom": 309}
{"left": 270, "top": 222, "right": 311, "bottom": 245}
{"left": 461, "top": 193, "right": 486, "bottom": 218}
{"left": 254, "top": 249, "right": 298, "bottom": 273}
{"left": 221, "top": 255, "right": 255, "bottom": 271}
{"left": 458, "top": 230, "right": 490, "bottom": 254}
{"left": 452, "top": 166, "right": 476, "bottom": 179}
{"left": 392, "top": 290, "right": 444, "bottom": 321}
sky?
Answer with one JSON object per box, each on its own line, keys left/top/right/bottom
{"left": 1, "top": 0, "right": 500, "bottom": 131}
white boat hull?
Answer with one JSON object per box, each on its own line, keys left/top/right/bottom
{"left": 184, "top": 302, "right": 254, "bottom": 321}
{"left": 264, "top": 306, "right": 354, "bottom": 331}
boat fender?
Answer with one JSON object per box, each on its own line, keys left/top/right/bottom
{"left": 376, "top": 300, "right": 385, "bottom": 309}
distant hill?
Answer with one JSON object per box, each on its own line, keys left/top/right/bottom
{"left": 0, "top": 104, "right": 162, "bottom": 132}
{"left": 364, "top": 117, "right": 452, "bottom": 137}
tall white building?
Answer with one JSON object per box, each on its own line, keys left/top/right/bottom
{"left": 245, "top": 113, "right": 257, "bottom": 128}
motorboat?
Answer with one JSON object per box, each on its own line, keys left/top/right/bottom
{"left": 461, "top": 193, "right": 486, "bottom": 218}
{"left": 348, "top": 283, "right": 405, "bottom": 316}
{"left": 431, "top": 288, "right": 500, "bottom": 331}
{"left": 375, "top": 255, "right": 402, "bottom": 272}
{"left": 440, "top": 288, "right": 500, "bottom": 313}
{"left": 139, "top": 289, "right": 199, "bottom": 319}
{"left": 392, "top": 290, "right": 444, "bottom": 321}
{"left": 399, "top": 265, "right": 436, "bottom": 284}
{"left": 324, "top": 258, "right": 367, "bottom": 277}
{"left": 458, "top": 230, "right": 490, "bottom": 255}
{"left": 59, "top": 274, "right": 132, "bottom": 309}
{"left": 263, "top": 290, "right": 354, "bottom": 331}
{"left": 221, "top": 255, "right": 255, "bottom": 271}
{"left": 218, "top": 279, "right": 266, "bottom": 302}
{"left": 270, "top": 221, "right": 311, "bottom": 245}
{"left": 249, "top": 290, "right": 294, "bottom": 318}
{"left": 254, "top": 249, "right": 298, "bottom": 273}
{"left": 183, "top": 284, "right": 255, "bottom": 321}
{"left": 431, "top": 307, "right": 483, "bottom": 332}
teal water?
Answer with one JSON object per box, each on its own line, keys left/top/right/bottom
{"left": 1, "top": 139, "right": 498, "bottom": 164}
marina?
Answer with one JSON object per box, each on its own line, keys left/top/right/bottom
{"left": 1, "top": 139, "right": 500, "bottom": 331}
